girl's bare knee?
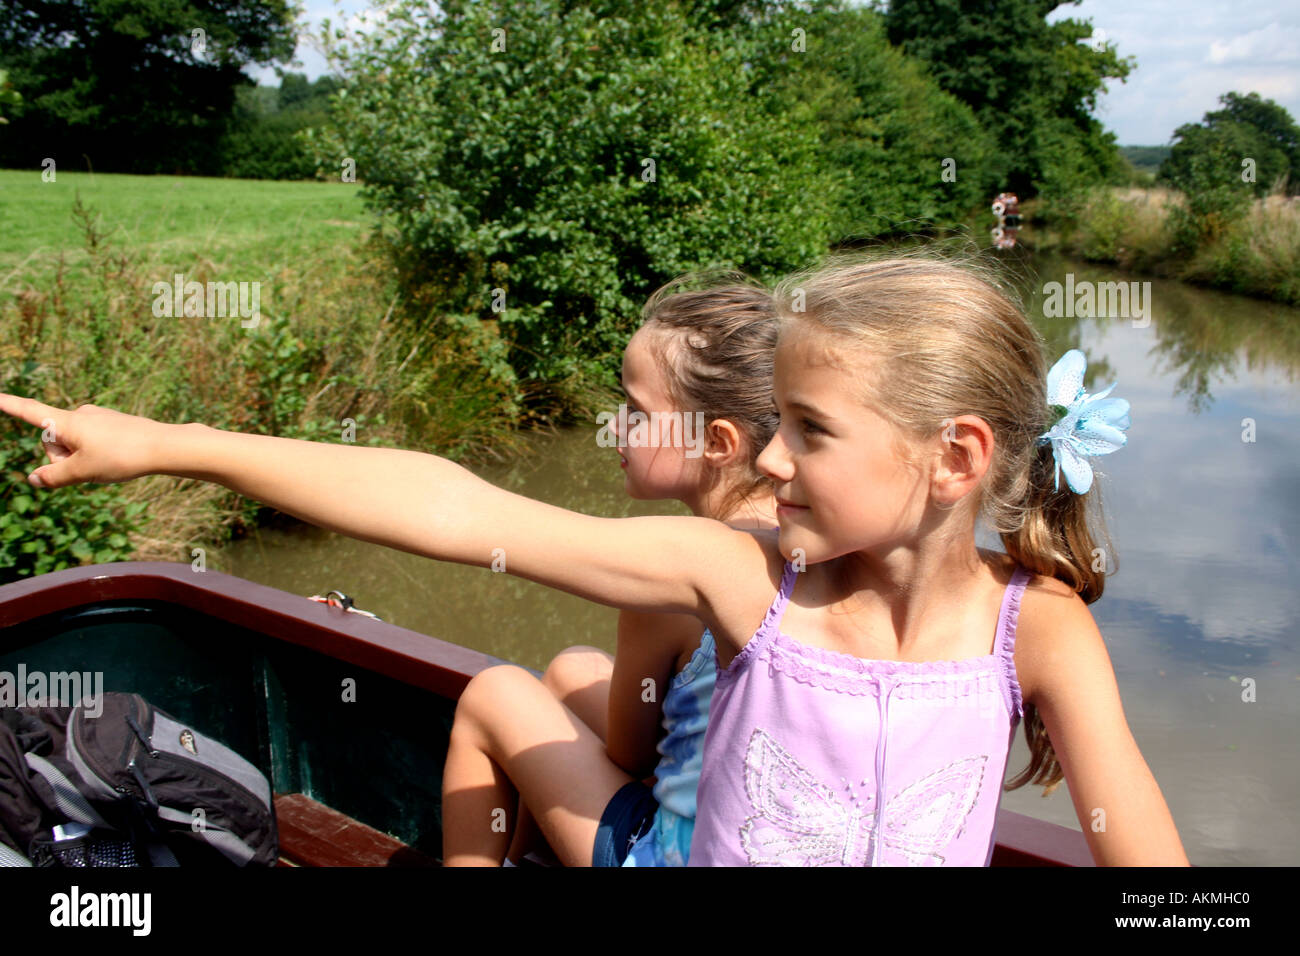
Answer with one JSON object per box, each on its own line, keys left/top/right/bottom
{"left": 543, "top": 645, "right": 611, "bottom": 695}
{"left": 453, "top": 664, "right": 538, "bottom": 740}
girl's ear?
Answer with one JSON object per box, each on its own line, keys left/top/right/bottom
{"left": 702, "top": 418, "right": 745, "bottom": 470}
{"left": 932, "top": 415, "right": 994, "bottom": 505}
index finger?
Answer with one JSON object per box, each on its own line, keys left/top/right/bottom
{"left": 0, "top": 393, "right": 67, "bottom": 433}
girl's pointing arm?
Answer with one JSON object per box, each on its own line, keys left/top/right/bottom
{"left": 164, "top": 423, "right": 720, "bottom": 617}
{"left": 0, "top": 396, "right": 727, "bottom": 619}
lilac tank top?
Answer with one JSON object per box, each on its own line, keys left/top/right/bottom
{"left": 689, "top": 561, "right": 1029, "bottom": 866}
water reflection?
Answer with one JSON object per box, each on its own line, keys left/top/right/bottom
{"left": 989, "top": 255, "right": 1300, "bottom": 862}
{"left": 218, "top": 428, "right": 686, "bottom": 673}
{"left": 1020, "top": 254, "right": 1300, "bottom": 413}
{"left": 217, "top": 256, "right": 1300, "bottom": 865}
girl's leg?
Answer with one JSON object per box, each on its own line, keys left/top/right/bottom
{"left": 507, "top": 646, "right": 614, "bottom": 863}
{"left": 545, "top": 645, "right": 614, "bottom": 740}
{"left": 443, "top": 663, "right": 631, "bottom": 867}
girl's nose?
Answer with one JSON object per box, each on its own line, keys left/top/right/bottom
{"left": 756, "top": 430, "right": 792, "bottom": 482}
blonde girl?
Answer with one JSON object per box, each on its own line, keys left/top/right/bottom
{"left": 449, "top": 276, "right": 779, "bottom": 867}
{"left": 0, "top": 253, "right": 1189, "bottom": 865}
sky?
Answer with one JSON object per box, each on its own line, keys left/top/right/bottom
{"left": 247, "top": 0, "right": 1300, "bottom": 146}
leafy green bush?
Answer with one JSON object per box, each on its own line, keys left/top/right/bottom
{"left": 0, "top": 362, "right": 145, "bottom": 584}
{"left": 754, "top": 2, "right": 997, "bottom": 239}
{"left": 309, "top": 0, "right": 839, "bottom": 404}
{"left": 1077, "top": 191, "right": 1128, "bottom": 261}
{"left": 1165, "top": 145, "right": 1253, "bottom": 256}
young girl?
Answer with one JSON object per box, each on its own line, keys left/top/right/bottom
{"left": 447, "top": 276, "right": 779, "bottom": 867}
{"left": 0, "top": 253, "right": 1189, "bottom": 865}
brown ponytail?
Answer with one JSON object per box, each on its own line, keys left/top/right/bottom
{"left": 1001, "top": 443, "right": 1115, "bottom": 794}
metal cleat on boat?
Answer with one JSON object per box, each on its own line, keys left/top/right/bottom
{"left": 306, "top": 589, "right": 383, "bottom": 621}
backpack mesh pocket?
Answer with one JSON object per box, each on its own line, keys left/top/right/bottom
{"left": 35, "top": 831, "right": 141, "bottom": 867}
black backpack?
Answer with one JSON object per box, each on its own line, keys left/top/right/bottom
{"left": 0, "top": 693, "right": 277, "bottom": 867}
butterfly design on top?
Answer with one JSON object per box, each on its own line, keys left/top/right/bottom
{"left": 739, "top": 729, "right": 988, "bottom": 867}
{"left": 1037, "top": 349, "right": 1131, "bottom": 495}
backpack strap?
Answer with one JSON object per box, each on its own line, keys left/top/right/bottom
{"left": 156, "top": 806, "right": 254, "bottom": 865}
{"left": 142, "top": 840, "right": 180, "bottom": 867}
{"left": 26, "top": 756, "right": 181, "bottom": 867}
{"left": 23, "top": 753, "right": 111, "bottom": 830}
{"left": 0, "top": 840, "right": 32, "bottom": 867}
{"left": 121, "top": 797, "right": 180, "bottom": 867}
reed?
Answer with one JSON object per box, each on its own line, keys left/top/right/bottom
{"left": 1, "top": 177, "right": 526, "bottom": 574}
{"left": 1035, "top": 185, "right": 1300, "bottom": 306}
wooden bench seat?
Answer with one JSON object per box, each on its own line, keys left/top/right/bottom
{"left": 273, "top": 793, "right": 438, "bottom": 867}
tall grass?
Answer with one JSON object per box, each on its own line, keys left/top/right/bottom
{"left": 1032, "top": 185, "right": 1300, "bottom": 306}
{"left": 1, "top": 174, "right": 527, "bottom": 578}
{"left": 1186, "top": 196, "right": 1300, "bottom": 305}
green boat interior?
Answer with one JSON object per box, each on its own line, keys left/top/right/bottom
{"left": 0, "top": 598, "right": 450, "bottom": 865}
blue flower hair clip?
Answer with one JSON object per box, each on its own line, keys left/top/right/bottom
{"left": 1037, "top": 349, "right": 1131, "bottom": 494}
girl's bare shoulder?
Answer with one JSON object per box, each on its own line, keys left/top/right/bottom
{"left": 700, "top": 525, "right": 789, "bottom": 656}
{"left": 1007, "top": 566, "right": 1103, "bottom": 708}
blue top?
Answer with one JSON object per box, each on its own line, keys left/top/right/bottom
{"left": 621, "top": 629, "right": 717, "bottom": 867}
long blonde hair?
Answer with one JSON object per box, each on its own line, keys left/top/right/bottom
{"left": 772, "top": 252, "right": 1112, "bottom": 793}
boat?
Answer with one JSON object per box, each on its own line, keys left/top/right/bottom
{"left": 991, "top": 191, "right": 1022, "bottom": 249}
{"left": 0, "top": 562, "right": 1095, "bottom": 867}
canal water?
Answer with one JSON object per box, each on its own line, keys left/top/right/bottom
{"left": 216, "top": 254, "right": 1300, "bottom": 866}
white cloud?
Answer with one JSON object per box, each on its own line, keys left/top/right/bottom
{"left": 1207, "top": 23, "right": 1300, "bottom": 65}
{"left": 1052, "top": 0, "right": 1300, "bottom": 143}
{"left": 1217, "top": 72, "right": 1300, "bottom": 100}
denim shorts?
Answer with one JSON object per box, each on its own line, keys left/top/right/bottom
{"left": 592, "top": 781, "right": 658, "bottom": 867}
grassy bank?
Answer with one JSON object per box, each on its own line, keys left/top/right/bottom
{"left": 0, "top": 171, "right": 374, "bottom": 289}
{"left": 1030, "top": 186, "right": 1300, "bottom": 306}
{"left": 0, "top": 171, "right": 531, "bottom": 581}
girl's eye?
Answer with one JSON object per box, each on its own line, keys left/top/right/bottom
{"left": 773, "top": 403, "right": 821, "bottom": 435}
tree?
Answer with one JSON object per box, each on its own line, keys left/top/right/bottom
{"left": 744, "top": 1, "right": 998, "bottom": 238}
{"left": 1160, "top": 92, "right": 1300, "bottom": 198}
{"left": 312, "top": 0, "right": 839, "bottom": 401}
{"left": 222, "top": 73, "right": 343, "bottom": 180}
{"left": 0, "top": 0, "right": 295, "bottom": 174}
{"left": 0, "top": 68, "right": 19, "bottom": 124}
{"left": 884, "top": 0, "right": 1133, "bottom": 196}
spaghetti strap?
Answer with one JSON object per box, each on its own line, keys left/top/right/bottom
{"left": 994, "top": 566, "right": 1032, "bottom": 721}
{"left": 716, "top": 560, "right": 800, "bottom": 680}
{"left": 769, "top": 560, "right": 800, "bottom": 620}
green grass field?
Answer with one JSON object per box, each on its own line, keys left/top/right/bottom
{"left": 0, "top": 170, "right": 525, "bottom": 573}
{"left": 1, "top": 170, "right": 369, "bottom": 292}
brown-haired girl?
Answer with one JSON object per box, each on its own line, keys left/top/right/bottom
{"left": 447, "top": 274, "right": 780, "bottom": 866}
